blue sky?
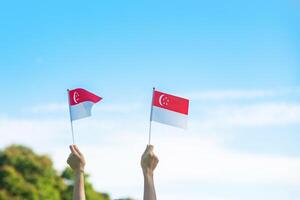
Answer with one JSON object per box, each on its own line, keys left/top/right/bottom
{"left": 0, "top": 0, "right": 299, "bottom": 199}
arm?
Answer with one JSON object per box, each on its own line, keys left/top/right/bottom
{"left": 67, "top": 145, "right": 86, "bottom": 200}
{"left": 141, "top": 145, "right": 159, "bottom": 200}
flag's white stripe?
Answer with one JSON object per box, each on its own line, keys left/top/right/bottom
{"left": 151, "top": 106, "right": 188, "bottom": 129}
{"left": 70, "top": 101, "right": 94, "bottom": 121}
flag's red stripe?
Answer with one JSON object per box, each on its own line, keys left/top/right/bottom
{"left": 69, "top": 88, "right": 102, "bottom": 106}
{"left": 152, "top": 90, "right": 189, "bottom": 115}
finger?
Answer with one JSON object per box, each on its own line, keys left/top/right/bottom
{"left": 73, "top": 145, "right": 83, "bottom": 156}
{"left": 67, "top": 153, "right": 75, "bottom": 160}
{"left": 67, "top": 155, "right": 72, "bottom": 164}
{"left": 143, "top": 145, "right": 149, "bottom": 154}
{"left": 69, "top": 145, "right": 76, "bottom": 154}
{"left": 147, "top": 145, "right": 154, "bottom": 151}
{"left": 70, "top": 145, "right": 80, "bottom": 158}
{"left": 145, "top": 145, "right": 154, "bottom": 154}
{"left": 149, "top": 152, "right": 154, "bottom": 157}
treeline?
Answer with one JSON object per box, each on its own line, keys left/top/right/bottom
{"left": 0, "top": 145, "right": 133, "bottom": 200}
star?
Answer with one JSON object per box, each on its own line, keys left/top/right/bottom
{"left": 162, "top": 96, "right": 170, "bottom": 106}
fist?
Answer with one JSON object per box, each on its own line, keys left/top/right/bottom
{"left": 67, "top": 145, "right": 86, "bottom": 173}
{"left": 141, "top": 145, "right": 159, "bottom": 175}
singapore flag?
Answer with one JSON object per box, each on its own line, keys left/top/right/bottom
{"left": 68, "top": 88, "right": 102, "bottom": 121}
{"left": 151, "top": 89, "right": 189, "bottom": 129}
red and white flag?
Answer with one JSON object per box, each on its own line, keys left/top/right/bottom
{"left": 151, "top": 89, "right": 189, "bottom": 129}
{"left": 68, "top": 88, "right": 102, "bottom": 121}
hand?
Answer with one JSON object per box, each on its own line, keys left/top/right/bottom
{"left": 141, "top": 145, "right": 159, "bottom": 176}
{"left": 67, "top": 145, "right": 86, "bottom": 173}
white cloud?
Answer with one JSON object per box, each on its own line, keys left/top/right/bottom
{"left": 194, "top": 103, "right": 300, "bottom": 129}
{"left": 28, "top": 102, "right": 141, "bottom": 114}
{"left": 94, "top": 102, "right": 141, "bottom": 112}
{"left": 2, "top": 88, "right": 300, "bottom": 200}
{"left": 187, "top": 88, "right": 300, "bottom": 101}
{"left": 187, "top": 89, "right": 275, "bottom": 101}
{"left": 0, "top": 117, "right": 69, "bottom": 147}
{"left": 224, "top": 103, "right": 300, "bottom": 126}
{"left": 155, "top": 135, "right": 300, "bottom": 185}
{"left": 29, "top": 103, "right": 67, "bottom": 113}
{"left": 0, "top": 110, "right": 300, "bottom": 200}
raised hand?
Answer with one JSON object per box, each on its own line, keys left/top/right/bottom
{"left": 67, "top": 145, "right": 86, "bottom": 200}
{"left": 141, "top": 145, "right": 159, "bottom": 175}
{"left": 67, "top": 145, "right": 86, "bottom": 173}
{"left": 141, "top": 145, "right": 158, "bottom": 200}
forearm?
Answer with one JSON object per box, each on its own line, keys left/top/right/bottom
{"left": 73, "top": 171, "right": 86, "bottom": 200}
{"left": 143, "top": 171, "right": 156, "bottom": 200}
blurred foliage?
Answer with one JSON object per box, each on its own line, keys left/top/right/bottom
{"left": 0, "top": 145, "right": 112, "bottom": 200}
{"left": 61, "top": 167, "right": 110, "bottom": 200}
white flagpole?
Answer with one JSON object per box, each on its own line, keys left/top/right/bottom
{"left": 148, "top": 87, "right": 155, "bottom": 145}
{"left": 67, "top": 89, "right": 75, "bottom": 144}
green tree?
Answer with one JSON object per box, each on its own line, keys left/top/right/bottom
{"left": 0, "top": 145, "right": 111, "bottom": 200}
{"left": 61, "top": 167, "right": 109, "bottom": 200}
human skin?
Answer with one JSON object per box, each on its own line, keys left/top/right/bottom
{"left": 141, "top": 145, "right": 159, "bottom": 200}
{"left": 67, "top": 145, "right": 86, "bottom": 200}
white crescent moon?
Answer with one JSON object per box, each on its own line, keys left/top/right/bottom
{"left": 73, "top": 92, "right": 79, "bottom": 103}
{"left": 159, "top": 94, "right": 164, "bottom": 106}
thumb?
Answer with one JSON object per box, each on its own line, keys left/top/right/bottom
{"left": 146, "top": 145, "right": 154, "bottom": 152}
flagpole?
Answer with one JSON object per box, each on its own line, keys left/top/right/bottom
{"left": 67, "top": 89, "right": 75, "bottom": 144}
{"left": 148, "top": 87, "right": 155, "bottom": 145}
